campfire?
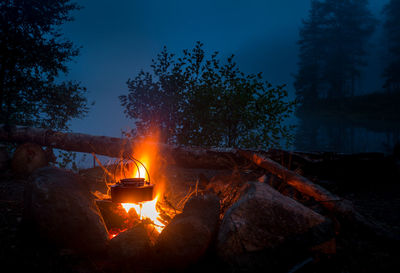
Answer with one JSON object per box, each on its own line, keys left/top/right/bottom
{"left": 120, "top": 195, "right": 164, "bottom": 233}
{"left": 100, "top": 133, "right": 169, "bottom": 238}
{"left": 4, "top": 125, "right": 397, "bottom": 272}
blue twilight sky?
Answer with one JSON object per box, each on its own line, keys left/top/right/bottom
{"left": 62, "top": 0, "right": 386, "bottom": 137}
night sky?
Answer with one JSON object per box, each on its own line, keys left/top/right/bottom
{"left": 63, "top": 0, "right": 385, "bottom": 138}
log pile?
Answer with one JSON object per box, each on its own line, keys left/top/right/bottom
{"left": 1, "top": 124, "right": 399, "bottom": 272}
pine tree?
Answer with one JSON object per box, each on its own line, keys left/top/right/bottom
{"left": 295, "top": 0, "right": 376, "bottom": 103}
{"left": 295, "top": 0, "right": 326, "bottom": 105}
{"left": 382, "top": 0, "right": 400, "bottom": 92}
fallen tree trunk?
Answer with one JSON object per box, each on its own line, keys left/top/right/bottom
{"left": 0, "top": 124, "right": 244, "bottom": 169}
{"left": 238, "top": 150, "right": 344, "bottom": 211}
{"left": 238, "top": 151, "right": 399, "bottom": 241}
{"left": 2, "top": 125, "right": 397, "bottom": 241}
{"left": 0, "top": 124, "right": 130, "bottom": 157}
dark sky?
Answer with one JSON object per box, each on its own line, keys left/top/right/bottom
{"left": 63, "top": 0, "right": 385, "bottom": 137}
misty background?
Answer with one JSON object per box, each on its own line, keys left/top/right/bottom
{"left": 59, "top": 0, "right": 396, "bottom": 164}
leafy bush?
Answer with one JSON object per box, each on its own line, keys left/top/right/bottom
{"left": 120, "top": 42, "right": 295, "bottom": 148}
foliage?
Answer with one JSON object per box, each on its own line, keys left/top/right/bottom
{"left": 295, "top": 0, "right": 376, "bottom": 104}
{"left": 120, "top": 42, "right": 296, "bottom": 148}
{"left": 56, "top": 150, "right": 78, "bottom": 172}
{"left": 382, "top": 0, "right": 400, "bottom": 92}
{"left": 0, "top": 0, "right": 88, "bottom": 130}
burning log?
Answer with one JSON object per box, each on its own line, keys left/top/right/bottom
{"left": 154, "top": 193, "right": 220, "bottom": 270}
{"left": 95, "top": 199, "right": 138, "bottom": 233}
{"left": 217, "top": 181, "right": 334, "bottom": 272}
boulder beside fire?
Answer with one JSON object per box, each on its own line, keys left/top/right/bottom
{"left": 22, "top": 166, "right": 335, "bottom": 272}
{"left": 216, "top": 182, "right": 333, "bottom": 272}
{"left": 154, "top": 193, "right": 220, "bottom": 270}
{"left": 24, "top": 167, "right": 109, "bottom": 255}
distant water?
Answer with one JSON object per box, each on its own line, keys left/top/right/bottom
{"left": 61, "top": 112, "right": 400, "bottom": 170}
{"left": 293, "top": 114, "right": 400, "bottom": 154}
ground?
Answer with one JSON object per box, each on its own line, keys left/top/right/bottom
{"left": 0, "top": 163, "right": 399, "bottom": 272}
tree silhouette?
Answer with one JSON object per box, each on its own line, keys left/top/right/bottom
{"left": 120, "top": 42, "right": 295, "bottom": 148}
{"left": 295, "top": 0, "right": 376, "bottom": 104}
{"left": 382, "top": 0, "right": 400, "bottom": 92}
{"left": 0, "top": 0, "right": 88, "bottom": 130}
{"left": 295, "top": 0, "right": 326, "bottom": 105}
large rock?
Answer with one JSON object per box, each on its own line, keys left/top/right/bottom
{"left": 154, "top": 193, "right": 220, "bottom": 270}
{"left": 217, "top": 181, "right": 333, "bottom": 272}
{"left": 108, "top": 224, "right": 154, "bottom": 272}
{"left": 24, "top": 167, "right": 109, "bottom": 255}
{"left": 12, "top": 143, "right": 48, "bottom": 177}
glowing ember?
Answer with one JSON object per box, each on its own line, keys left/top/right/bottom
{"left": 121, "top": 195, "right": 164, "bottom": 233}
{"left": 108, "top": 228, "right": 127, "bottom": 239}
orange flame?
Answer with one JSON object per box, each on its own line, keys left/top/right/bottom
{"left": 134, "top": 164, "right": 147, "bottom": 179}
{"left": 121, "top": 195, "right": 164, "bottom": 233}
{"left": 117, "top": 129, "right": 165, "bottom": 234}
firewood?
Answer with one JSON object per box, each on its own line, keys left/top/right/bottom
{"left": 0, "top": 124, "right": 243, "bottom": 169}
{"left": 95, "top": 199, "right": 137, "bottom": 232}
{"left": 238, "top": 150, "right": 400, "bottom": 241}
{"left": 2, "top": 124, "right": 397, "bottom": 241}
{"left": 238, "top": 150, "right": 343, "bottom": 209}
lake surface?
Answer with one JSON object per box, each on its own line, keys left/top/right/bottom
{"left": 69, "top": 112, "right": 400, "bottom": 170}
{"left": 293, "top": 114, "right": 400, "bottom": 154}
